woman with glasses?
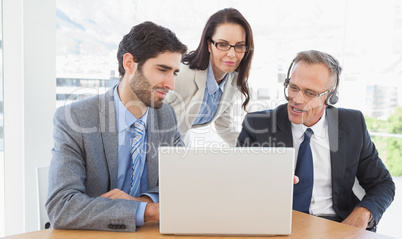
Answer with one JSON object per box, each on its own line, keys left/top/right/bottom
{"left": 165, "top": 8, "right": 254, "bottom": 146}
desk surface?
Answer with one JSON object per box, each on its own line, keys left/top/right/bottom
{"left": 2, "top": 211, "right": 394, "bottom": 239}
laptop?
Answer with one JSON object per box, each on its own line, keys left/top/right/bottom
{"left": 159, "top": 147, "right": 295, "bottom": 236}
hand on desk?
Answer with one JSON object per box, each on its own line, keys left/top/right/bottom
{"left": 101, "top": 188, "right": 159, "bottom": 222}
{"left": 100, "top": 188, "right": 153, "bottom": 202}
{"left": 144, "top": 202, "right": 160, "bottom": 222}
{"left": 341, "top": 206, "right": 371, "bottom": 229}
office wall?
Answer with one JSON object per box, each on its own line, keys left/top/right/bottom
{"left": 3, "top": 0, "right": 55, "bottom": 235}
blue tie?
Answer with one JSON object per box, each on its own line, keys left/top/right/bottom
{"left": 293, "top": 128, "right": 314, "bottom": 213}
{"left": 129, "top": 120, "right": 145, "bottom": 197}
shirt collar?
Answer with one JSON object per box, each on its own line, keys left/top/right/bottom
{"left": 206, "top": 61, "right": 227, "bottom": 94}
{"left": 291, "top": 109, "right": 328, "bottom": 140}
{"left": 114, "top": 86, "right": 149, "bottom": 132}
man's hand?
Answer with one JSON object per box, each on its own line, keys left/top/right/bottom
{"left": 294, "top": 175, "right": 299, "bottom": 184}
{"left": 100, "top": 188, "right": 153, "bottom": 202}
{"left": 144, "top": 202, "right": 159, "bottom": 222}
{"left": 341, "top": 207, "right": 371, "bottom": 229}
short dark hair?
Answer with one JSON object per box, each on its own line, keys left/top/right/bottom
{"left": 117, "top": 21, "right": 187, "bottom": 78}
{"left": 183, "top": 8, "right": 254, "bottom": 110}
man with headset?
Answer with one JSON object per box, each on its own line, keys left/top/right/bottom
{"left": 237, "top": 50, "right": 395, "bottom": 231}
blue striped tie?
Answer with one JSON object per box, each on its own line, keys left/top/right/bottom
{"left": 293, "top": 128, "right": 314, "bottom": 213}
{"left": 129, "top": 120, "right": 145, "bottom": 197}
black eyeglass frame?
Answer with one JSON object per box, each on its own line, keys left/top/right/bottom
{"left": 209, "top": 39, "right": 248, "bottom": 53}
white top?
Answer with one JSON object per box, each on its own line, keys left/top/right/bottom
{"left": 291, "top": 110, "right": 337, "bottom": 216}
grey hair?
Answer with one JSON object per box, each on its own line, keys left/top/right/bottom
{"left": 294, "top": 50, "right": 341, "bottom": 88}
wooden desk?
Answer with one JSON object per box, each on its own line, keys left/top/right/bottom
{"left": 1, "top": 211, "right": 394, "bottom": 239}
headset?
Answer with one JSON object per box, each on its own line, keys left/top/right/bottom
{"left": 283, "top": 58, "right": 340, "bottom": 105}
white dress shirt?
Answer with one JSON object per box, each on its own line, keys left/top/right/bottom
{"left": 291, "top": 110, "right": 337, "bottom": 216}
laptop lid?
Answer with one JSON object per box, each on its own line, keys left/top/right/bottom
{"left": 159, "top": 147, "right": 295, "bottom": 236}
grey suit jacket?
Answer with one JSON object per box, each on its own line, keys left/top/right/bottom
{"left": 237, "top": 104, "right": 395, "bottom": 227}
{"left": 165, "top": 63, "right": 240, "bottom": 145}
{"left": 46, "top": 86, "right": 183, "bottom": 232}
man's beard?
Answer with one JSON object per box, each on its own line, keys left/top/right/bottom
{"left": 129, "top": 67, "right": 166, "bottom": 109}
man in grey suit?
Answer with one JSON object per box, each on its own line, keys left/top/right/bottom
{"left": 46, "top": 21, "right": 187, "bottom": 232}
{"left": 237, "top": 50, "right": 394, "bottom": 231}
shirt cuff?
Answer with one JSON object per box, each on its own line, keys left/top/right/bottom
{"left": 367, "top": 213, "right": 375, "bottom": 229}
{"left": 142, "top": 193, "right": 159, "bottom": 203}
{"left": 135, "top": 202, "right": 147, "bottom": 226}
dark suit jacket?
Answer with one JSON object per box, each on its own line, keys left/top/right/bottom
{"left": 46, "top": 86, "right": 184, "bottom": 232}
{"left": 237, "top": 103, "right": 395, "bottom": 226}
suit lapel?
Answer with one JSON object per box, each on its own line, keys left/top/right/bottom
{"left": 327, "top": 107, "right": 346, "bottom": 201}
{"left": 184, "top": 70, "right": 208, "bottom": 126}
{"left": 146, "top": 108, "right": 160, "bottom": 188}
{"left": 275, "top": 104, "right": 293, "bottom": 147}
{"left": 99, "top": 87, "right": 119, "bottom": 189}
{"left": 194, "top": 69, "right": 207, "bottom": 91}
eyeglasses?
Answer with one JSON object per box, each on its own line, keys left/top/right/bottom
{"left": 210, "top": 39, "right": 248, "bottom": 53}
{"left": 286, "top": 82, "right": 334, "bottom": 100}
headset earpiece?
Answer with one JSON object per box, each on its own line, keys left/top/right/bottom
{"left": 325, "top": 54, "right": 341, "bottom": 105}
{"left": 326, "top": 90, "right": 339, "bottom": 105}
